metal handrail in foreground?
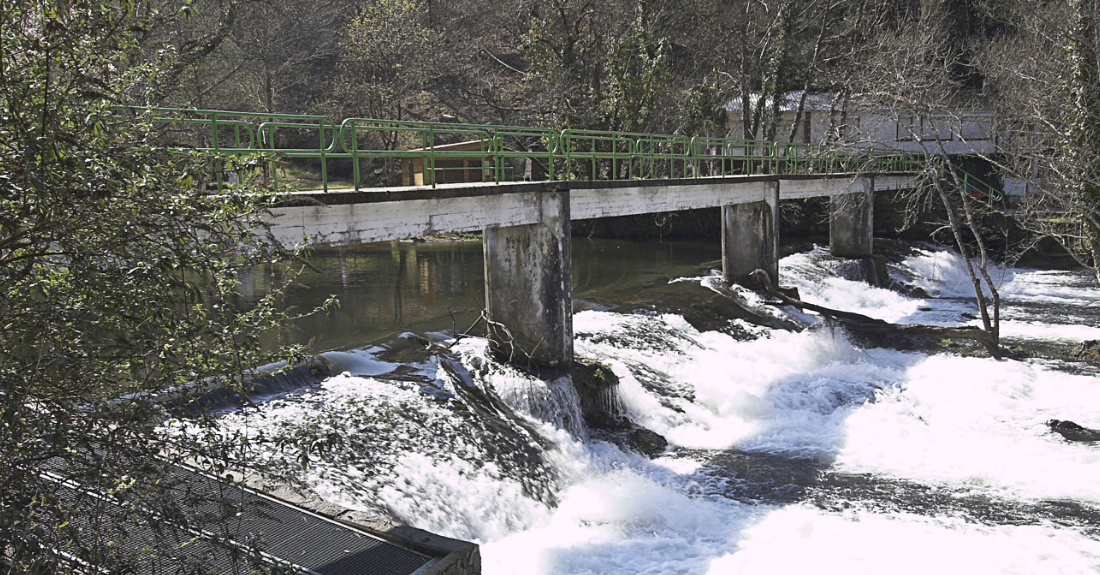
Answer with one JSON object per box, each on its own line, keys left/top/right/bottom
{"left": 115, "top": 107, "right": 943, "bottom": 192}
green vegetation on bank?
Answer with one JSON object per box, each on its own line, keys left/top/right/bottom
{"left": 0, "top": 2, "right": 330, "bottom": 572}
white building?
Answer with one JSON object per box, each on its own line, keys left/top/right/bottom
{"left": 724, "top": 91, "right": 996, "bottom": 156}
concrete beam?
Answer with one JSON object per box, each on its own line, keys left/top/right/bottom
{"left": 483, "top": 191, "right": 573, "bottom": 369}
{"left": 723, "top": 181, "right": 779, "bottom": 286}
{"left": 830, "top": 177, "right": 874, "bottom": 258}
{"left": 265, "top": 174, "right": 905, "bottom": 249}
{"left": 570, "top": 178, "right": 773, "bottom": 220}
{"left": 776, "top": 176, "right": 861, "bottom": 200}
{"left": 873, "top": 174, "right": 919, "bottom": 191}
{"left": 267, "top": 190, "right": 550, "bottom": 248}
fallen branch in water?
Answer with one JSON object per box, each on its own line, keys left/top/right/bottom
{"left": 749, "top": 269, "right": 1001, "bottom": 355}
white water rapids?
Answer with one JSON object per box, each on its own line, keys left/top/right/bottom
{"left": 208, "top": 245, "right": 1100, "bottom": 574}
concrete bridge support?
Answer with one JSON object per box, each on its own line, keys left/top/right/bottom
{"left": 483, "top": 190, "right": 574, "bottom": 369}
{"left": 723, "top": 181, "right": 780, "bottom": 286}
{"left": 830, "top": 177, "right": 874, "bottom": 258}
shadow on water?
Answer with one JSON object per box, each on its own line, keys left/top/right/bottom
{"left": 240, "top": 240, "right": 488, "bottom": 352}
{"left": 240, "top": 238, "right": 721, "bottom": 354}
{"left": 694, "top": 445, "right": 1100, "bottom": 538}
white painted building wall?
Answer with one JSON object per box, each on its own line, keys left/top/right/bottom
{"left": 724, "top": 92, "right": 996, "bottom": 156}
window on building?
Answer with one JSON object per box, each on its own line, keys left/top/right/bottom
{"left": 922, "top": 116, "right": 952, "bottom": 140}
{"left": 959, "top": 116, "right": 992, "bottom": 140}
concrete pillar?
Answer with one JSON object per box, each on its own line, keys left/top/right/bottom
{"left": 484, "top": 190, "right": 573, "bottom": 369}
{"left": 723, "top": 181, "right": 780, "bottom": 286}
{"left": 830, "top": 177, "right": 874, "bottom": 258}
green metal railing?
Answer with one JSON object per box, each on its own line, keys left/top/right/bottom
{"left": 920, "top": 155, "right": 1004, "bottom": 205}
{"left": 957, "top": 167, "right": 1004, "bottom": 204}
{"left": 114, "top": 106, "right": 958, "bottom": 194}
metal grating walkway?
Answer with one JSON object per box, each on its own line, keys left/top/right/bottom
{"left": 42, "top": 460, "right": 434, "bottom": 575}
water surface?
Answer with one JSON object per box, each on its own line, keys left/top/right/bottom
{"left": 221, "top": 238, "right": 1100, "bottom": 574}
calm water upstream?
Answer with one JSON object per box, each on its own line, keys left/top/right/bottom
{"left": 221, "top": 238, "right": 1100, "bottom": 574}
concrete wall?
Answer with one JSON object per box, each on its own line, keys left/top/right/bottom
{"left": 830, "top": 177, "right": 874, "bottom": 258}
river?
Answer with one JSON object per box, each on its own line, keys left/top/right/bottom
{"left": 224, "top": 238, "right": 1100, "bottom": 574}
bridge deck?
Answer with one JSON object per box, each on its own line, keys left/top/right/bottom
{"left": 270, "top": 173, "right": 917, "bottom": 248}
{"left": 280, "top": 172, "right": 902, "bottom": 202}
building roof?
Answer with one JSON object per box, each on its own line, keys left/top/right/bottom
{"left": 406, "top": 140, "right": 491, "bottom": 153}
{"left": 724, "top": 91, "right": 839, "bottom": 113}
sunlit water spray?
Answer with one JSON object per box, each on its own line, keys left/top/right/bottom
{"left": 199, "top": 244, "right": 1100, "bottom": 574}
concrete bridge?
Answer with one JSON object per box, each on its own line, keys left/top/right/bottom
{"left": 121, "top": 107, "right": 939, "bottom": 369}
{"left": 268, "top": 173, "right": 916, "bottom": 368}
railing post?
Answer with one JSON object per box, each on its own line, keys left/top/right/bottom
{"left": 428, "top": 126, "right": 436, "bottom": 188}
{"left": 590, "top": 135, "right": 596, "bottom": 180}
{"left": 269, "top": 123, "right": 280, "bottom": 190}
{"left": 690, "top": 137, "right": 699, "bottom": 178}
{"left": 319, "top": 118, "right": 328, "bottom": 193}
{"left": 495, "top": 131, "right": 504, "bottom": 183}
{"left": 211, "top": 113, "right": 223, "bottom": 191}
{"left": 611, "top": 133, "right": 618, "bottom": 180}
{"left": 349, "top": 121, "right": 361, "bottom": 191}
{"left": 548, "top": 130, "right": 556, "bottom": 181}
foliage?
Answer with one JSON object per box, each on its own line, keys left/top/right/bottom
{"left": 521, "top": 0, "right": 679, "bottom": 132}
{"left": 597, "top": 8, "right": 671, "bottom": 132}
{"left": 974, "top": 0, "right": 1100, "bottom": 283}
{"left": 519, "top": 0, "right": 615, "bottom": 128}
{"left": 1059, "top": 0, "right": 1100, "bottom": 280}
{"left": 336, "top": 0, "right": 442, "bottom": 122}
{"left": 0, "top": 1, "right": 324, "bottom": 571}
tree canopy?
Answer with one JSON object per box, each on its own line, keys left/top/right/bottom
{"left": 1, "top": 1, "right": 325, "bottom": 571}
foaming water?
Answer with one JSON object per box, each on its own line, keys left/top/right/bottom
{"left": 212, "top": 371, "right": 563, "bottom": 541}
{"left": 707, "top": 506, "right": 1100, "bottom": 574}
{"left": 836, "top": 354, "right": 1100, "bottom": 503}
{"left": 900, "top": 246, "right": 1008, "bottom": 298}
{"left": 782, "top": 248, "right": 926, "bottom": 322}
{"left": 575, "top": 311, "right": 896, "bottom": 453}
{"left": 782, "top": 245, "right": 1100, "bottom": 341}
{"left": 194, "top": 241, "right": 1100, "bottom": 574}
{"left": 481, "top": 467, "right": 756, "bottom": 575}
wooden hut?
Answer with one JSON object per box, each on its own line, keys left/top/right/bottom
{"left": 401, "top": 140, "right": 491, "bottom": 186}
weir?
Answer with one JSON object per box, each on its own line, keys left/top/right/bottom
{"left": 102, "top": 108, "right": 1018, "bottom": 574}
{"left": 270, "top": 174, "right": 912, "bottom": 368}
